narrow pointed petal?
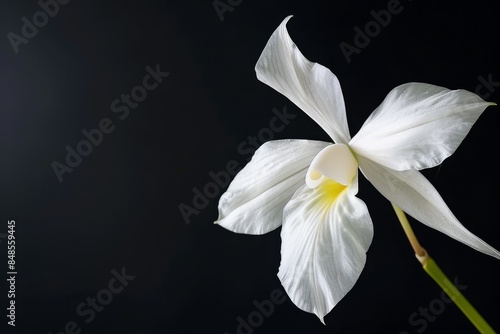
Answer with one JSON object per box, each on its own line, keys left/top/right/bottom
{"left": 350, "top": 83, "right": 493, "bottom": 171}
{"left": 358, "top": 156, "right": 500, "bottom": 259}
{"left": 279, "top": 176, "right": 373, "bottom": 322}
{"left": 215, "top": 139, "right": 330, "bottom": 235}
{"left": 255, "top": 16, "right": 351, "bottom": 144}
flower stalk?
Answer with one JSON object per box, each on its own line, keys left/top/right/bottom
{"left": 391, "top": 203, "right": 495, "bottom": 333}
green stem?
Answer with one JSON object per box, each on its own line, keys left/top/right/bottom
{"left": 391, "top": 203, "right": 496, "bottom": 334}
{"left": 392, "top": 204, "right": 426, "bottom": 258}
{"left": 424, "top": 258, "right": 495, "bottom": 333}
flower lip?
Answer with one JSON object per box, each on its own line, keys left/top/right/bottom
{"left": 305, "top": 143, "right": 358, "bottom": 188}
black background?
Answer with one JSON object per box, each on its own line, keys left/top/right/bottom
{"left": 1, "top": 0, "right": 499, "bottom": 333}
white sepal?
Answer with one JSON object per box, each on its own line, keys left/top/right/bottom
{"left": 255, "top": 16, "right": 351, "bottom": 145}
{"left": 358, "top": 155, "right": 500, "bottom": 259}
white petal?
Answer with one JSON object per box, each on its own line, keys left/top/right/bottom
{"left": 279, "top": 176, "right": 373, "bottom": 323}
{"left": 358, "top": 156, "right": 500, "bottom": 259}
{"left": 255, "top": 16, "right": 351, "bottom": 144}
{"left": 215, "top": 139, "right": 330, "bottom": 235}
{"left": 350, "top": 83, "right": 493, "bottom": 171}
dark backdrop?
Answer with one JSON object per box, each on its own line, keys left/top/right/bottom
{"left": 1, "top": 1, "right": 499, "bottom": 333}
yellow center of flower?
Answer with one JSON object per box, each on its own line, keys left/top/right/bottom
{"left": 317, "top": 179, "right": 347, "bottom": 205}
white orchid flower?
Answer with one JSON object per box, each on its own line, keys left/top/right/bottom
{"left": 215, "top": 15, "right": 500, "bottom": 323}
